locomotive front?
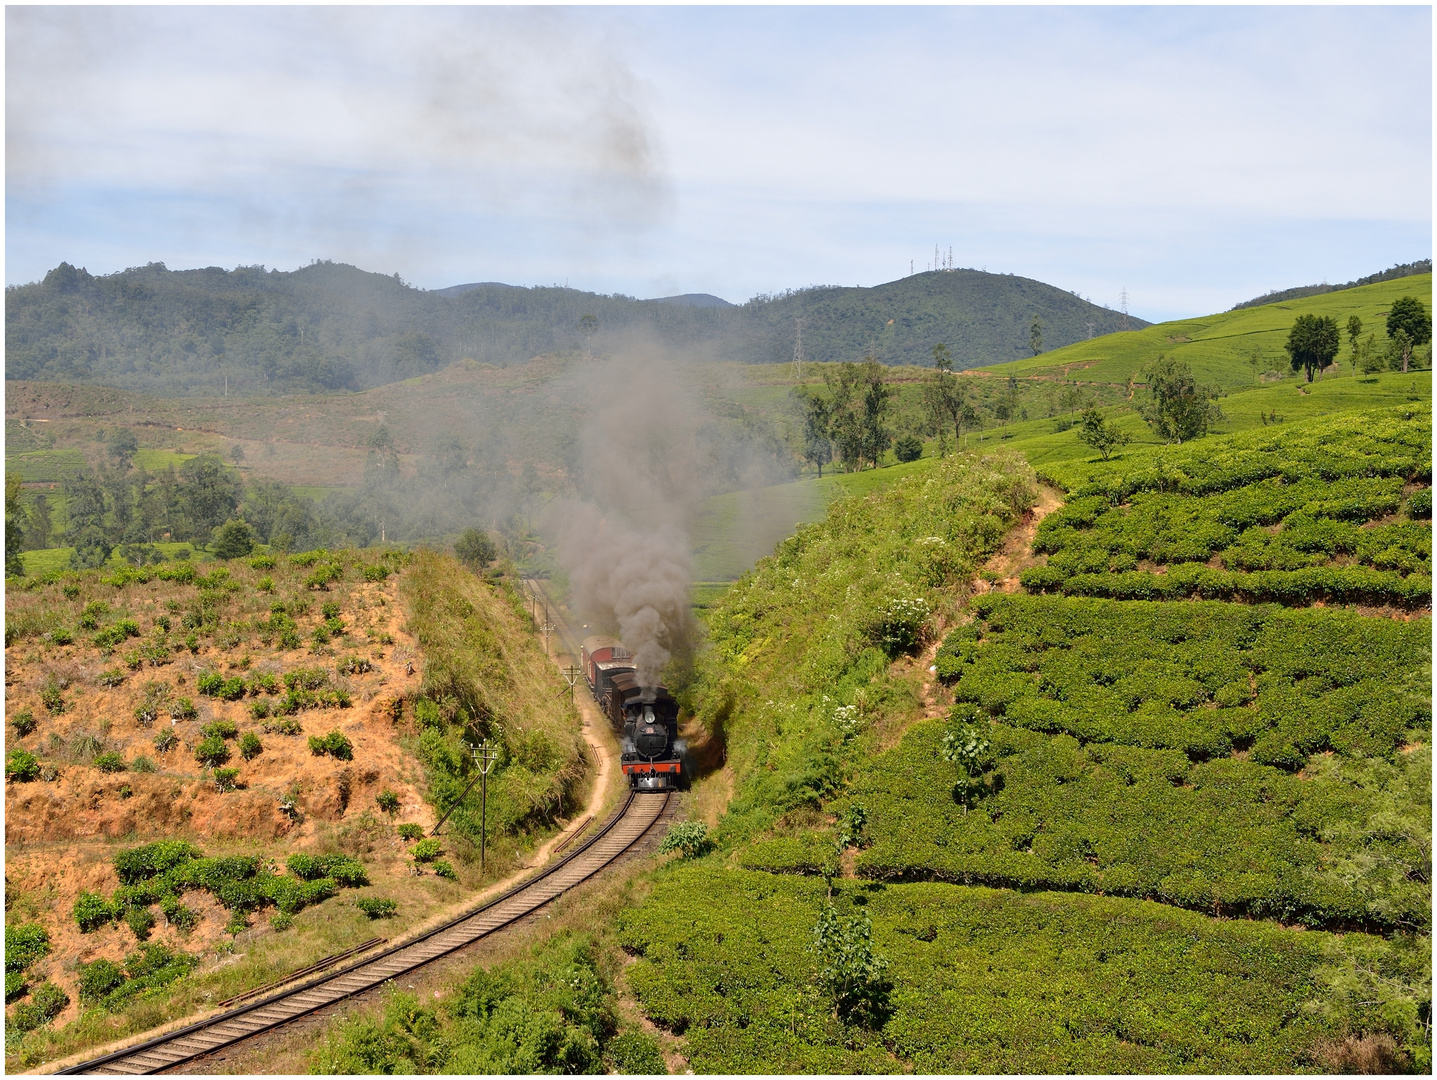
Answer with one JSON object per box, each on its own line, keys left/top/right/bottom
{"left": 581, "top": 635, "right": 683, "bottom": 789}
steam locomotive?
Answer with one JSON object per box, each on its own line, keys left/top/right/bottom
{"left": 581, "top": 635, "right": 682, "bottom": 790}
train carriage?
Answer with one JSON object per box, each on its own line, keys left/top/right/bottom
{"left": 581, "top": 635, "right": 682, "bottom": 790}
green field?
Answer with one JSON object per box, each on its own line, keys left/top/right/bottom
{"left": 18, "top": 542, "right": 202, "bottom": 578}
{"left": 986, "top": 273, "right": 1432, "bottom": 392}
{"left": 8, "top": 449, "right": 88, "bottom": 483}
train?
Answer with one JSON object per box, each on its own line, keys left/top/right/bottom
{"left": 580, "top": 635, "right": 682, "bottom": 791}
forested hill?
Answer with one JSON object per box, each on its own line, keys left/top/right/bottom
{"left": 5, "top": 260, "right": 1143, "bottom": 396}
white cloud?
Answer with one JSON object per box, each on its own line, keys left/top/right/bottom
{"left": 4, "top": 6, "right": 1429, "bottom": 320}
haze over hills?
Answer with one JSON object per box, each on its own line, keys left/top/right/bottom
{"left": 4, "top": 259, "right": 1144, "bottom": 397}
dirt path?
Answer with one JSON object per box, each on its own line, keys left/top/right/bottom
{"left": 893, "top": 481, "right": 1066, "bottom": 746}
{"left": 974, "top": 481, "right": 1065, "bottom": 594}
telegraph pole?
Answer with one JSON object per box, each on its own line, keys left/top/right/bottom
{"left": 474, "top": 740, "right": 499, "bottom": 874}
{"left": 539, "top": 600, "right": 554, "bottom": 655}
{"left": 558, "top": 665, "right": 582, "bottom": 699}
{"left": 792, "top": 318, "right": 806, "bottom": 383}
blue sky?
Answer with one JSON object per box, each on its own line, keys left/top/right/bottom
{"left": 6, "top": 6, "right": 1431, "bottom": 321}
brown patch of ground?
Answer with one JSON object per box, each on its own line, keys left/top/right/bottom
{"left": 970, "top": 481, "right": 1064, "bottom": 596}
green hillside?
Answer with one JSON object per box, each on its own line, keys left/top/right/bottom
{"left": 645, "top": 400, "right": 1432, "bottom": 1073}
{"left": 4, "top": 260, "right": 1141, "bottom": 396}
{"left": 985, "top": 272, "right": 1432, "bottom": 392}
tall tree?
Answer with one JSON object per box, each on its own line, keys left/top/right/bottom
{"left": 1029, "top": 315, "right": 1043, "bottom": 356}
{"left": 1385, "top": 297, "right": 1430, "bottom": 373}
{"left": 795, "top": 388, "right": 834, "bottom": 477}
{"left": 1285, "top": 313, "right": 1340, "bottom": 382}
{"left": 178, "top": 455, "right": 243, "bottom": 542}
{"left": 858, "top": 358, "right": 894, "bottom": 467}
{"left": 64, "top": 471, "right": 112, "bottom": 568}
{"left": 1140, "top": 355, "right": 1223, "bottom": 444}
{"left": 5, "top": 473, "right": 28, "bottom": 577}
{"left": 1346, "top": 315, "right": 1364, "bottom": 363}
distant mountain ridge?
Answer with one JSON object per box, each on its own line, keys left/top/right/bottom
{"left": 5, "top": 259, "right": 1145, "bottom": 397}
{"left": 1231, "top": 259, "right": 1432, "bottom": 311}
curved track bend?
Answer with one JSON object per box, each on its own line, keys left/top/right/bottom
{"left": 59, "top": 790, "right": 669, "bottom": 1075}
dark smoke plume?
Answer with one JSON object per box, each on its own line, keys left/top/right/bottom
{"left": 554, "top": 351, "right": 701, "bottom": 693}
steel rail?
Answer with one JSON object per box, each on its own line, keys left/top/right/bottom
{"left": 57, "top": 789, "right": 668, "bottom": 1075}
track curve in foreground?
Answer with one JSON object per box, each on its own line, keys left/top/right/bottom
{"left": 59, "top": 791, "right": 668, "bottom": 1075}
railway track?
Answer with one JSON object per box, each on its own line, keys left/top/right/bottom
{"left": 58, "top": 790, "right": 670, "bottom": 1075}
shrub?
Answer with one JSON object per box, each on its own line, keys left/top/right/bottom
{"left": 894, "top": 434, "right": 923, "bottom": 463}
{"left": 239, "top": 732, "right": 263, "bottom": 760}
{"left": 338, "top": 654, "right": 372, "bottom": 675}
{"left": 356, "top": 897, "right": 397, "bottom": 919}
{"left": 161, "top": 897, "right": 198, "bottom": 931}
{"left": 153, "top": 730, "right": 179, "bottom": 753}
{"left": 432, "top": 860, "right": 457, "bottom": 880}
{"left": 11, "top": 709, "right": 37, "bottom": 736}
{"left": 130, "top": 755, "right": 158, "bottom": 774}
{"left": 213, "top": 767, "right": 241, "bottom": 792}
{"left": 375, "top": 789, "right": 401, "bottom": 814}
{"left": 74, "top": 891, "right": 116, "bottom": 932}
{"left": 93, "top": 751, "right": 127, "bottom": 774}
{"left": 249, "top": 698, "right": 272, "bottom": 719}
{"left": 247, "top": 670, "right": 280, "bottom": 695}
{"left": 195, "top": 736, "right": 231, "bottom": 767}
{"left": 812, "top": 905, "right": 892, "bottom": 1028}
{"left": 249, "top": 554, "right": 277, "bottom": 570}
{"left": 264, "top": 716, "right": 304, "bottom": 736}
{"left": 410, "top": 838, "right": 443, "bottom": 863}
{"left": 9, "top": 981, "right": 68, "bottom": 1032}
{"left": 5, "top": 924, "right": 51, "bottom": 974}
{"left": 6, "top": 749, "right": 41, "bottom": 783}
{"left": 114, "top": 840, "right": 203, "bottom": 883}
{"left": 125, "top": 905, "right": 156, "bottom": 941}
{"left": 40, "top": 681, "right": 66, "bottom": 715}
{"left": 270, "top": 912, "right": 294, "bottom": 931}
{"left": 659, "top": 821, "right": 713, "bottom": 859}
{"left": 397, "top": 823, "right": 425, "bottom": 841}
{"left": 362, "top": 564, "right": 390, "bottom": 582}
{"left": 604, "top": 1031, "right": 668, "bottom": 1076}
{"left": 308, "top": 731, "right": 354, "bottom": 760}
{"left": 93, "top": 619, "right": 141, "bottom": 649}
{"left": 321, "top": 601, "right": 342, "bottom": 620}
{"left": 80, "top": 947, "right": 143, "bottom": 999}
{"left": 169, "top": 697, "right": 197, "bottom": 720}
{"left": 287, "top": 853, "right": 368, "bottom": 887}
{"left": 201, "top": 718, "right": 239, "bottom": 740}
{"left": 97, "top": 666, "right": 126, "bottom": 688}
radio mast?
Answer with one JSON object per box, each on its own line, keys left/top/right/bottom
{"left": 792, "top": 318, "right": 806, "bottom": 383}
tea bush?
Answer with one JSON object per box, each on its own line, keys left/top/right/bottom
{"left": 308, "top": 730, "right": 353, "bottom": 760}
{"left": 1028, "top": 407, "right": 1432, "bottom": 606}
{"left": 842, "top": 714, "right": 1429, "bottom": 933}
{"left": 935, "top": 595, "right": 1429, "bottom": 769}
{"left": 82, "top": 840, "right": 368, "bottom": 930}
{"left": 621, "top": 864, "right": 1424, "bottom": 1073}
{"left": 356, "top": 897, "right": 398, "bottom": 919}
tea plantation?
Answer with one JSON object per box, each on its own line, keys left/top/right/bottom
{"left": 621, "top": 866, "right": 1426, "bottom": 1074}
{"left": 1022, "top": 407, "right": 1431, "bottom": 607}
{"left": 638, "top": 398, "right": 1432, "bottom": 1072}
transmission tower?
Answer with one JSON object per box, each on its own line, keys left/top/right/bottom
{"left": 792, "top": 318, "right": 806, "bottom": 383}
{"left": 1119, "top": 287, "right": 1130, "bottom": 331}
{"left": 1086, "top": 320, "right": 1096, "bottom": 340}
